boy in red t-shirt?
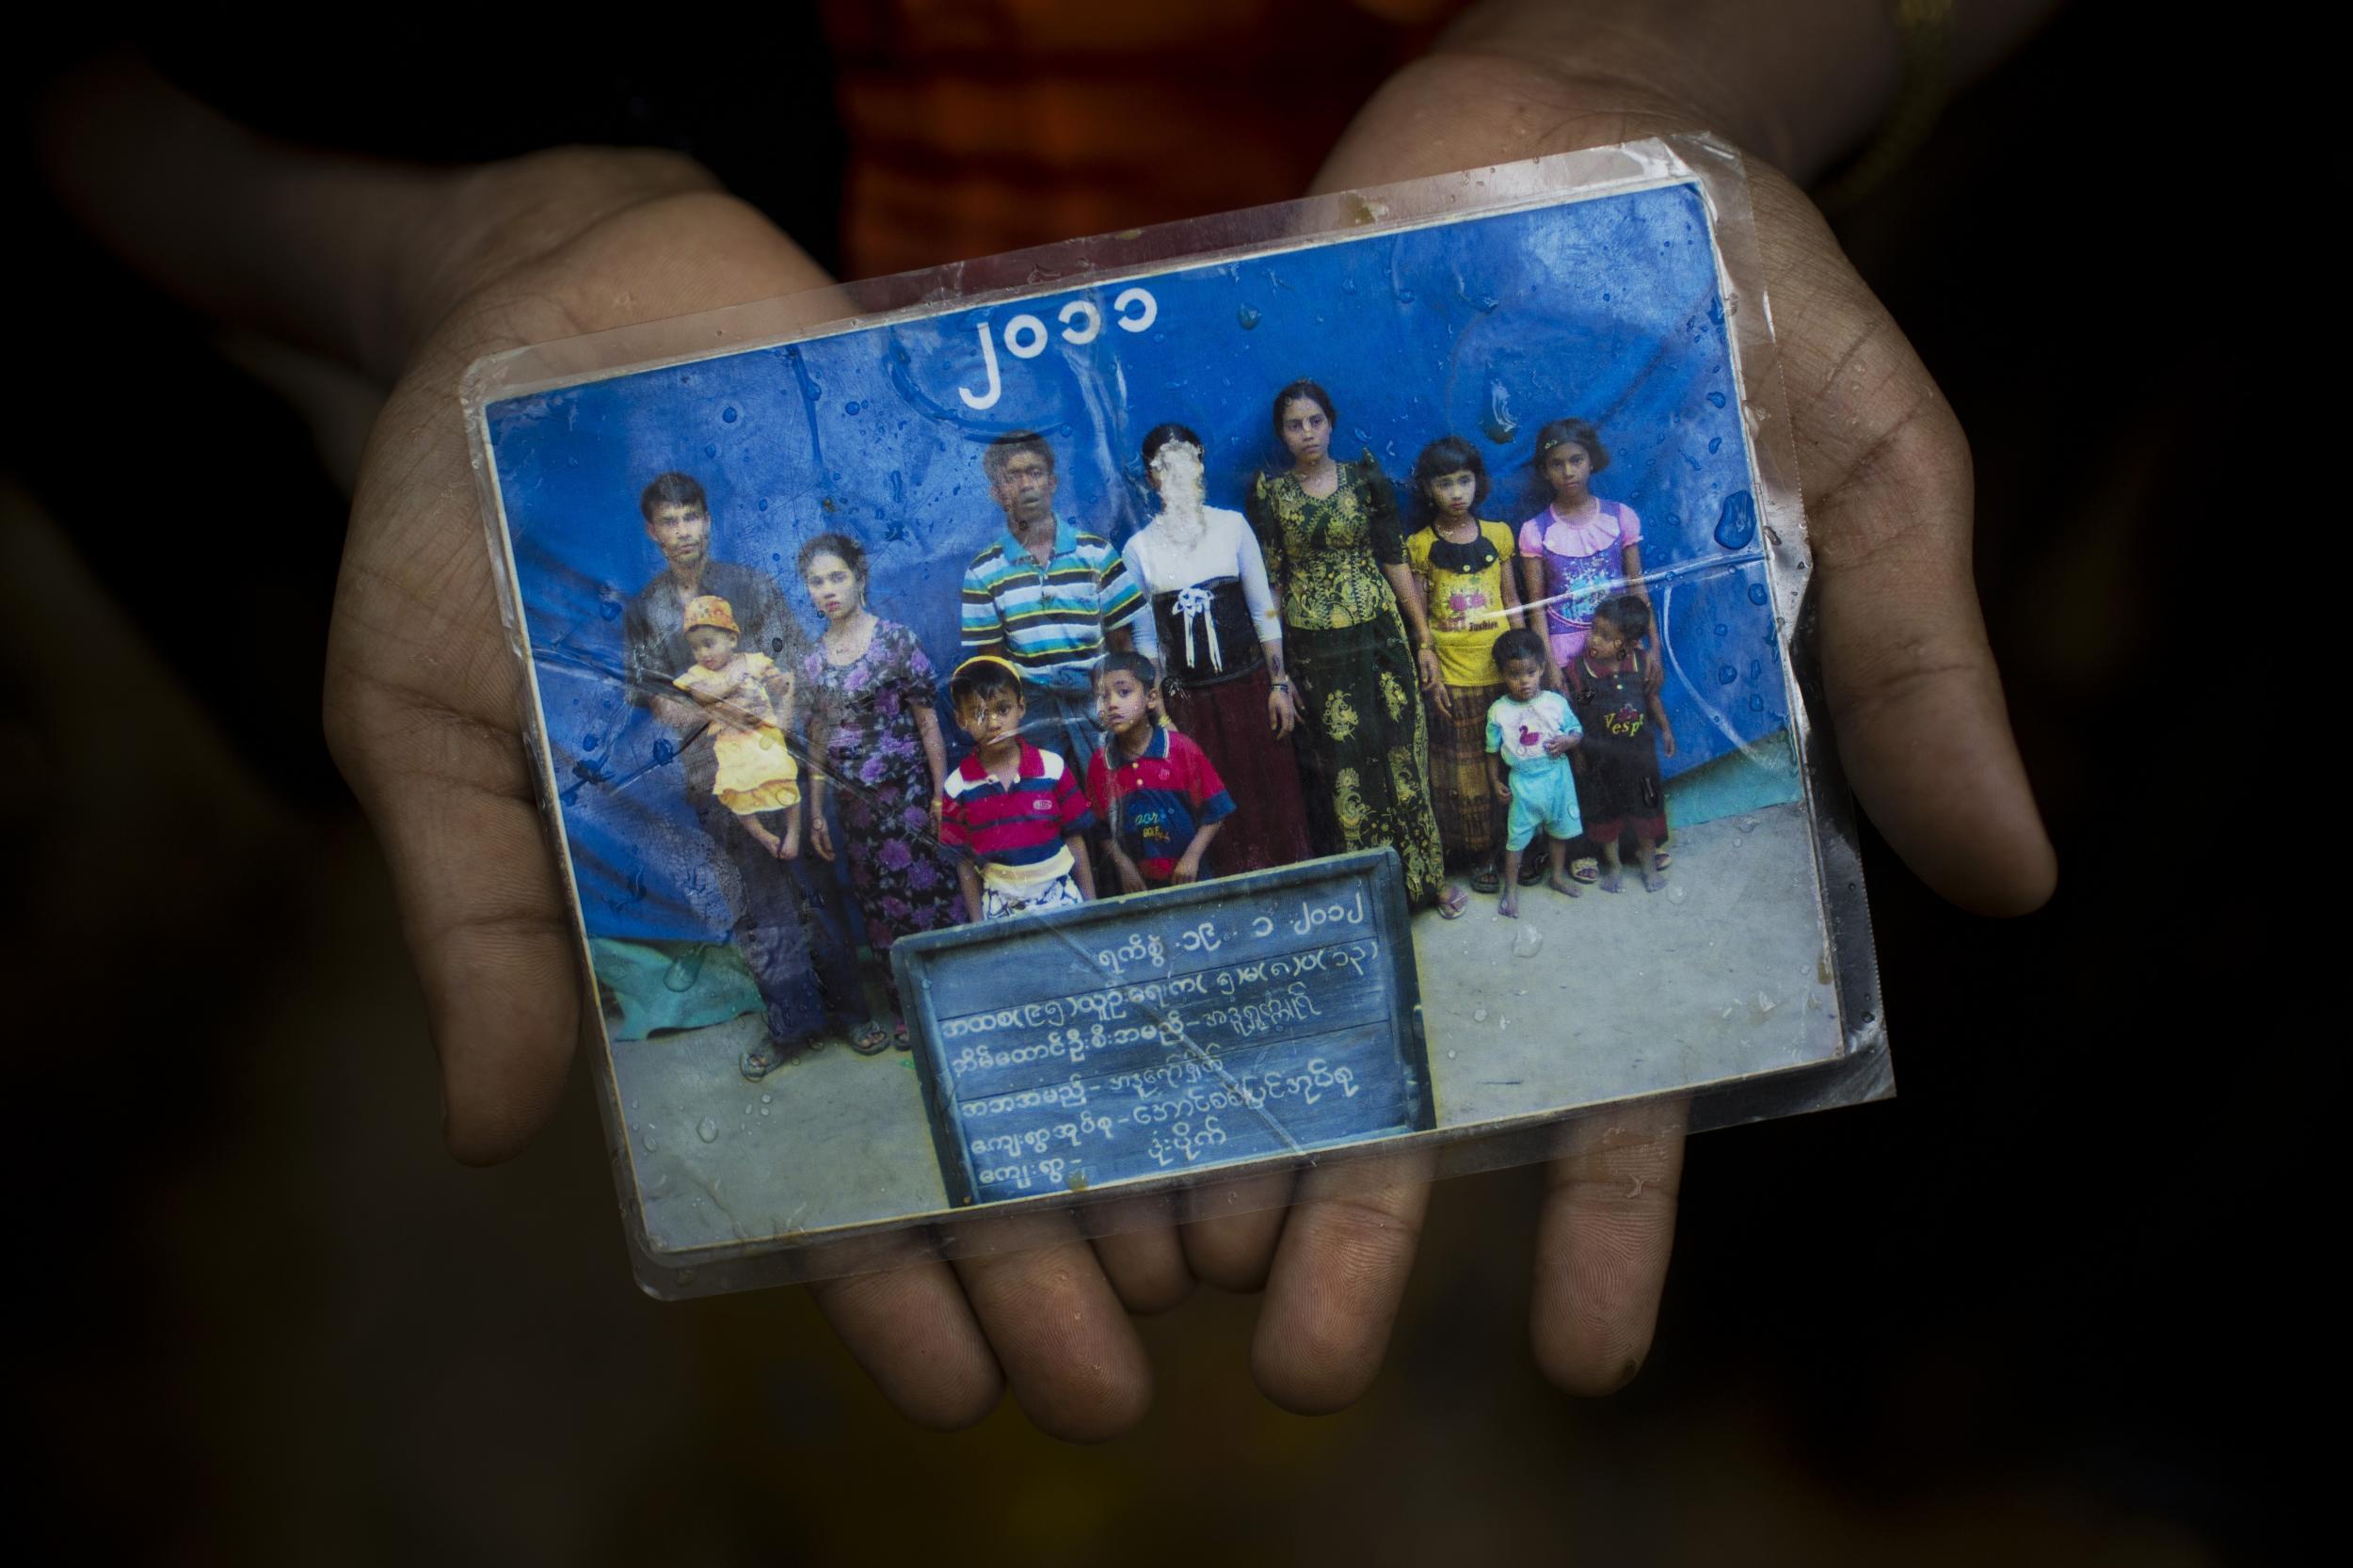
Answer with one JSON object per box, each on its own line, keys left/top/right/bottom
{"left": 1087, "top": 651, "right": 1236, "bottom": 893}
{"left": 938, "top": 656, "right": 1097, "bottom": 921}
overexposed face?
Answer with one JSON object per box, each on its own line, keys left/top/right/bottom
{"left": 686, "top": 625, "right": 737, "bottom": 672}
{"left": 1584, "top": 618, "right": 1626, "bottom": 661}
{"left": 1149, "top": 440, "right": 1207, "bottom": 505}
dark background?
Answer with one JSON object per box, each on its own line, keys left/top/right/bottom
{"left": 5, "top": 4, "right": 2289, "bottom": 1560}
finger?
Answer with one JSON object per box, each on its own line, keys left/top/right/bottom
{"left": 1085, "top": 1193, "right": 1196, "bottom": 1316}
{"left": 1529, "top": 1097, "right": 1686, "bottom": 1396}
{"left": 1250, "top": 1151, "right": 1433, "bottom": 1414}
{"left": 1181, "top": 1169, "right": 1294, "bottom": 1291}
{"left": 954, "top": 1222, "right": 1153, "bottom": 1441}
{"left": 1757, "top": 179, "right": 2056, "bottom": 916}
{"left": 808, "top": 1256, "right": 1004, "bottom": 1431}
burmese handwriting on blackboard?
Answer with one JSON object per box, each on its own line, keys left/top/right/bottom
{"left": 892, "top": 852, "right": 1433, "bottom": 1206}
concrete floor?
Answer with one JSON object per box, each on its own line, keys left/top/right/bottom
{"left": 606, "top": 800, "right": 1838, "bottom": 1259}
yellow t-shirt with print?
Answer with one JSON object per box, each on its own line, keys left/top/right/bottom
{"left": 1407, "top": 520, "right": 1518, "bottom": 687}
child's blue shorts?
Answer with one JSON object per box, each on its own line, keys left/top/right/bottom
{"left": 1505, "top": 760, "right": 1583, "bottom": 852}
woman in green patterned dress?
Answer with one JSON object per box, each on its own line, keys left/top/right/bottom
{"left": 1245, "top": 379, "right": 1459, "bottom": 915}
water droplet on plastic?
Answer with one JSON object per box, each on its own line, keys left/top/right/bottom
{"left": 702, "top": 443, "right": 717, "bottom": 458}
{"left": 1737, "top": 816, "right": 1760, "bottom": 833}
{"left": 1513, "top": 926, "right": 1545, "bottom": 959}
{"left": 1747, "top": 582, "right": 1769, "bottom": 605}
{"left": 1713, "top": 624, "right": 1728, "bottom": 638}
{"left": 640, "top": 1131, "right": 658, "bottom": 1152}
{"left": 721, "top": 406, "right": 738, "bottom": 424}
{"left": 1396, "top": 287, "right": 1416, "bottom": 304}
{"left": 760, "top": 1093, "right": 772, "bottom": 1104}
{"left": 1473, "top": 1006, "right": 1489, "bottom": 1022}
{"left": 664, "top": 948, "right": 706, "bottom": 992}
{"left": 1750, "top": 695, "right": 1766, "bottom": 712}
{"left": 844, "top": 400, "right": 861, "bottom": 415}
{"left": 1667, "top": 885, "right": 1688, "bottom": 904}
{"left": 1236, "top": 305, "right": 1261, "bottom": 329}
{"left": 1341, "top": 277, "right": 1357, "bottom": 295}
{"left": 1707, "top": 297, "right": 1724, "bottom": 327}
{"left": 652, "top": 737, "right": 674, "bottom": 764}
{"left": 1707, "top": 436, "right": 1722, "bottom": 455}
{"left": 1477, "top": 295, "right": 1499, "bottom": 312}
{"left": 697, "top": 1115, "right": 719, "bottom": 1144}
{"left": 1706, "top": 390, "right": 1727, "bottom": 408}
{"left": 1717, "top": 664, "right": 1737, "bottom": 685}
{"left": 1713, "top": 490, "right": 1758, "bottom": 551}
{"left": 757, "top": 498, "right": 769, "bottom": 512}
{"left": 760, "top": 1108, "right": 770, "bottom": 1117}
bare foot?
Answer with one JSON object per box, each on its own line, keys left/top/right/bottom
{"left": 1497, "top": 888, "right": 1520, "bottom": 919}
{"left": 1597, "top": 867, "right": 1624, "bottom": 893}
{"left": 1547, "top": 872, "right": 1582, "bottom": 899}
{"left": 1642, "top": 868, "right": 1668, "bottom": 893}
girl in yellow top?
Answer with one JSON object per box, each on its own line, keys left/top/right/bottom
{"left": 672, "top": 594, "right": 801, "bottom": 860}
{"left": 1405, "top": 437, "right": 1526, "bottom": 897}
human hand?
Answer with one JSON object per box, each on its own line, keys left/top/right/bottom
{"left": 1260, "top": 19, "right": 2057, "bottom": 1401}
{"left": 1171, "top": 850, "right": 1204, "bottom": 885}
{"left": 1659, "top": 723, "right": 1677, "bottom": 759}
{"left": 1415, "top": 645, "right": 1442, "bottom": 692}
{"left": 779, "top": 818, "right": 801, "bottom": 860}
{"left": 321, "top": 148, "right": 1184, "bottom": 1441}
{"left": 1114, "top": 859, "right": 1149, "bottom": 896}
{"left": 1491, "top": 776, "right": 1513, "bottom": 802}
{"left": 1544, "top": 734, "right": 1577, "bottom": 759}
{"left": 810, "top": 810, "right": 835, "bottom": 862}
{"left": 1267, "top": 682, "right": 1297, "bottom": 738}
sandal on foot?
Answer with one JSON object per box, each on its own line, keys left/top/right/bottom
{"left": 1436, "top": 884, "right": 1471, "bottom": 920}
{"left": 849, "top": 1020, "right": 890, "bottom": 1056}
{"left": 740, "top": 1039, "right": 791, "bottom": 1082}
{"left": 1470, "top": 865, "right": 1501, "bottom": 895}
{"left": 1517, "top": 854, "right": 1546, "bottom": 886}
{"left": 1569, "top": 856, "right": 1600, "bottom": 885}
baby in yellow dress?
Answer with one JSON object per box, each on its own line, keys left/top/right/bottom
{"left": 672, "top": 595, "right": 801, "bottom": 859}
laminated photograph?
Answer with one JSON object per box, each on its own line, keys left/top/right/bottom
{"left": 464, "top": 136, "right": 1887, "bottom": 1299}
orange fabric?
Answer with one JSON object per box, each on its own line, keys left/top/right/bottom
{"left": 823, "top": 0, "right": 1468, "bottom": 279}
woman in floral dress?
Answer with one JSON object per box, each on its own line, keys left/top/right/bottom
{"left": 1244, "top": 380, "right": 1456, "bottom": 914}
{"left": 798, "top": 533, "right": 965, "bottom": 1048}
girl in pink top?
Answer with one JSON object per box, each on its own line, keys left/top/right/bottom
{"left": 1515, "top": 419, "right": 1659, "bottom": 684}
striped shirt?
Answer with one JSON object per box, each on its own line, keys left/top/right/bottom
{"left": 961, "top": 520, "right": 1144, "bottom": 695}
{"left": 938, "top": 743, "right": 1096, "bottom": 895}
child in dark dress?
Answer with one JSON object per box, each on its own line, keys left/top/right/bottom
{"left": 1563, "top": 595, "right": 1677, "bottom": 892}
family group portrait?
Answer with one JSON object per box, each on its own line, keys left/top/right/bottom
{"left": 482, "top": 177, "right": 1849, "bottom": 1262}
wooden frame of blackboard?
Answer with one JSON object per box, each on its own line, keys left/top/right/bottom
{"left": 889, "top": 848, "right": 1433, "bottom": 1211}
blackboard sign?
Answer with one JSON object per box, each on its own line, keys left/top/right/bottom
{"left": 889, "top": 850, "right": 1433, "bottom": 1207}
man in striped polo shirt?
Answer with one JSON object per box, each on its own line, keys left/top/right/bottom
{"left": 960, "top": 431, "right": 1144, "bottom": 773}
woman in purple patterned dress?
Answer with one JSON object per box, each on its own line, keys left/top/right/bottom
{"left": 798, "top": 533, "right": 965, "bottom": 1049}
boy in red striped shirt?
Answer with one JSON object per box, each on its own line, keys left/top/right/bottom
{"left": 938, "top": 656, "right": 1097, "bottom": 922}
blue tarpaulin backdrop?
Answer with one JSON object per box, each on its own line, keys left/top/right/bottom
{"left": 488, "top": 181, "right": 1796, "bottom": 945}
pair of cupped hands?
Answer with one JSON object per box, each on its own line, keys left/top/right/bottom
{"left": 324, "top": 58, "right": 2053, "bottom": 1440}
